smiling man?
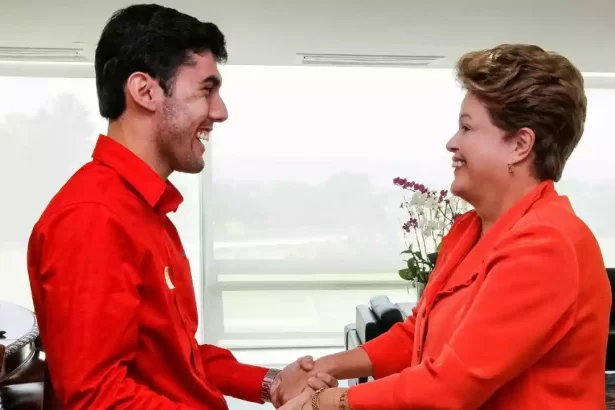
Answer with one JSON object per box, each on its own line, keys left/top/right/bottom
{"left": 26, "top": 4, "right": 335, "bottom": 410}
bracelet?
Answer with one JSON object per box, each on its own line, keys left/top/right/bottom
{"left": 339, "top": 390, "right": 349, "bottom": 410}
{"left": 311, "top": 388, "right": 327, "bottom": 410}
{"left": 260, "top": 368, "right": 281, "bottom": 403}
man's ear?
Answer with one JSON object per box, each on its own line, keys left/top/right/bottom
{"left": 510, "top": 127, "right": 535, "bottom": 164}
{"left": 125, "top": 72, "right": 162, "bottom": 113}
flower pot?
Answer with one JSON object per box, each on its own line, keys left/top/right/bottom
{"left": 414, "top": 281, "right": 426, "bottom": 300}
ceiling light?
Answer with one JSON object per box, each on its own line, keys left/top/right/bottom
{"left": 296, "top": 53, "right": 445, "bottom": 67}
{"left": 0, "top": 44, "right": 93, "bottom": 63}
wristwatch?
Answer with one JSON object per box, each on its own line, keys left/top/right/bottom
{"left": 261, "top": 368, "right": 281, "bottom": 403}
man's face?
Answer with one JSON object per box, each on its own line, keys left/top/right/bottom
{"left": 156, "top": 51, "right": 228, "bottom": 174}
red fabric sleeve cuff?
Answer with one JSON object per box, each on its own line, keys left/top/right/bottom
{"left": 361, "top": 335, "right": 408, "bottom": 379}
{"left": 347, "top": 374, "right": 400, "bottom": 410}
{"left": 222, "top": 363, "right": 269, "bottom": 403}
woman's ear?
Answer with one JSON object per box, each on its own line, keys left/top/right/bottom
{"left": 510, "top": 127, "right": 535, "bottom": 164}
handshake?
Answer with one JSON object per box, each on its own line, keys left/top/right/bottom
{"left": 269, "top": 355, "right": 338, "bottom": 410}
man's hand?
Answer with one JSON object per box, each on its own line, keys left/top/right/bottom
{"left": 298, "top": 356, "right": 333, "bottom": 391}
{"left": 270, "top": 356, "right": 338, "bottom": 407}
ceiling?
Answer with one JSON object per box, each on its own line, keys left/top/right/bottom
{"left": 0, "top": 0, "right": 614, "bottom": 75}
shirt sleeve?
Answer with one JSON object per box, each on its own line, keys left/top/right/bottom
{"left": 359, "top": 302, "right": 420, "bottom": 379}
{"left": 27, "top": 204, "right": 197, "bottom": 410}
{"left": 347, "top": 224, "right": 579, "bottom": 410}
{"left": 198, "top": 344, "right": 269, "bottom": 402}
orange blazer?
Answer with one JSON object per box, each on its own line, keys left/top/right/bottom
{"left": 348, "top": 181, "right": 611, "bottom": 409}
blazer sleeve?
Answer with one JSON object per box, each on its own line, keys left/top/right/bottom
{"left": 347, "top": 224, "right": 579, "bottom": 410}
{"left": 359, "top": 302, "right": 420, "bottom": 379}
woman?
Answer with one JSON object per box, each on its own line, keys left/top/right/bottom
{"left": 285, "top": 44, "right": 611, "bottom": 409}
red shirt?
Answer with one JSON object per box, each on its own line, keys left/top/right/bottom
{"left": 27, "top": 135, "right": 268, "bottom": 410}
{"left": 348, "top": 181, "right": 610, "bottom": 409}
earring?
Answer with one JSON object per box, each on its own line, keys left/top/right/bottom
{"left": 507, "top": 164, "right": 514, "bottom": 174}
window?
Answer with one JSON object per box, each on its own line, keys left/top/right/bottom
{"left": 203, "top": 65, "right": 615, "bottom": 357}
{"left": 1, "top": 65, "right": 614, "bottom": 368}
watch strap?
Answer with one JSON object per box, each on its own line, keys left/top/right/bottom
{"left": 260, "top": 368, "right": 281, "bottom": 403}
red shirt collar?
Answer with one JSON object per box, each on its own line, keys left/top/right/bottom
{"left": 92, "top": 135, "right": 183, "bottom": 214}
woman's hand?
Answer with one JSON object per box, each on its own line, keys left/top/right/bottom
{"left": 310, "top": 388, "right": 348, "bottom": 410}
{"left": 271, "top": 356, "right": 338, "bottom": 407}
{"left": 278, "top": 389, "right": 312, "bottom": 410}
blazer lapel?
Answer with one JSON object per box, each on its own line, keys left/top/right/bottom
{"left": 424, "top": 180, "right": 556, "bottom": 308}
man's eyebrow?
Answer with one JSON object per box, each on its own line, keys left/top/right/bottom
{"left": 201, "top": 75, "right": 221, "bottom": 88}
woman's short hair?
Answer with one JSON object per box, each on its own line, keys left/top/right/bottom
{"left": 455, "top": 44, "right": 587, "bottom": 182}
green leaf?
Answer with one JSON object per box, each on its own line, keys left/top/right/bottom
{"left": 398, "top": 268, "right": 414, "bottom": 281}
{"left": 427, "top": 252, "right": 438, "bottom": 264}
{"left": 400, "top": 257, "right": 419, "bottom": 280}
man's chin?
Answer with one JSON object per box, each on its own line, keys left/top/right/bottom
{"left": 174, "top": 160, "right": 205, "bottom": 174}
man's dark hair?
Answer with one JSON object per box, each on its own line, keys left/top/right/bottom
{"left": 95, "top": 4, "right": 228, "bottom": 120}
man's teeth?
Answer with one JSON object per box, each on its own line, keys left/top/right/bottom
{"left": 196, "top": 131, "right": 209, "bottom": 142}
{"left": 452, "top": 160, "right": 466, "bottom": 168}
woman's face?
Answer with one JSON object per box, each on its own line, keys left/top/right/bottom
{"left": 446, "top": 93, "right": 516, "bottom": 203}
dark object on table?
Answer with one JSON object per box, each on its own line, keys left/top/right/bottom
{"left": 369, "top": 295, "right": 404, "bottom": 332}
{"left": 344, "top": 296, "right": 411, "bottom": 387}
{"left": 353, "top": 297, "right": 411, "bottom": 348}
{"left": 0, "top": 301, "right": 55, "bottom": 410}
{"left": 355, "top": 305, "right": 383, "bottom": 345}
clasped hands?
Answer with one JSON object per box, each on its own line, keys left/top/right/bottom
{"left": 270, "top": 356, "right": 337, "bottom": 409}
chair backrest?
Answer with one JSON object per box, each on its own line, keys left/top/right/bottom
{"left": 42, "top": 363, "right": 58, "bottom": 410}
{"left": 607, "top": 268, "right": 615, "bottom": 323}
{"left": 0, "top": 344, "right": 4, "bottom": 374}
{"left": 605, "top": 268, "right": 615, "bottom": 371}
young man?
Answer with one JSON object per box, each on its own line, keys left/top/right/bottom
{"left": 27, "top": 4, "right": 334, "bottom": 409}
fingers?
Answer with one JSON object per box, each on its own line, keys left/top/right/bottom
{"left": 297, "top": 388, "right": 313, "bottom": 402}
{"left": 278, "top": 389, "right": 312, "bottom": 410}
{"left": 271, "top": 390, "right": 282, "bottom": 408}
{"left": 308, "top": 372, "right": 338, "bottom": 390}
{"left": 297, "top": 355, "right": 314, "bottom": 371}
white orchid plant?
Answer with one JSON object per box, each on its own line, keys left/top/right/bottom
{"left": 393, "top": 177, "right": 469, "bottom": 284}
